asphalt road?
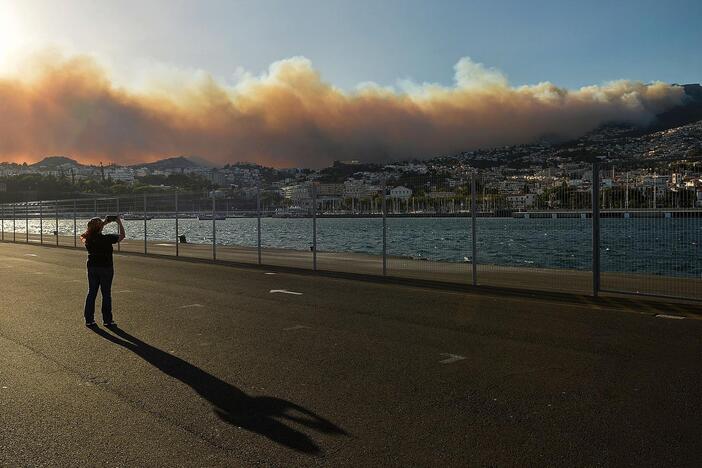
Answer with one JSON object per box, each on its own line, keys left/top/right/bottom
{"left": 0, "top": 242, "right": 700, "bottom": 467}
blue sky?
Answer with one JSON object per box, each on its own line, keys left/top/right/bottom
{"left": 6, "top": 0, "right": 702, "bottom": 89}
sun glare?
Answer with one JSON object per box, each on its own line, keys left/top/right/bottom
{"left": 0, "top": 3, "right": 23, "bottom": 64}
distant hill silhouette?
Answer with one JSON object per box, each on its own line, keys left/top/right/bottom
{"left": 130, "top": 156, "right": 210, "bottom": 170}
{"left": 30, "top": 156, "right": 83, "bottom": 168}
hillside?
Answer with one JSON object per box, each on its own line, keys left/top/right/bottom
{"left": 130, "top": 156, "right": 206, "bottom": 170}
{"left": 644, "top": 83, "right": 702, "bottom": 134}
{"left": 30, "top": 156, "right": 83, "bottom": 168}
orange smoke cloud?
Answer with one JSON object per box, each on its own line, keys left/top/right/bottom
{"left": 0, "top": 53, "right": 685, "bottom": 167}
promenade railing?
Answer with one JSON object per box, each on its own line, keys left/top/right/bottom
{"left": 1, "top": 162, "right": 700, "bottom": 301}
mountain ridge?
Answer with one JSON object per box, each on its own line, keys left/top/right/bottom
{"left": 129, "top": 156, "right": 207, "bottom": 170}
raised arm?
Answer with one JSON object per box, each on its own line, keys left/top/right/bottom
{"left": 116, "top": 216, "right": 126, "bottom": 242}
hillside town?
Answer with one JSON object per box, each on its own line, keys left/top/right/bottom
{"left": 1, "top": 118, "right": 702, "bottom": 212}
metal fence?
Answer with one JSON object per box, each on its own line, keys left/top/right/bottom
{"left": 1, "top": 162, "right": 700, "bottom": 301}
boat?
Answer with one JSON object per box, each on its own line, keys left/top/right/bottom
{"left": 198, "top": 214, "right": 226, "bottom": 220}
{"left": 121, "top": 213, "right": 153, "bottom": 220}
{"left": 272, "top": 207, "right": 308, "bottom": 218}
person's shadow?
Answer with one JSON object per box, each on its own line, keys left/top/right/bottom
{"left": 90, "top": 326, "right": 346, "bottom": 454}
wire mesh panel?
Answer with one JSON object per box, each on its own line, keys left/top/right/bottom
{"left": 25, "top": 201, "right": 42, "bottom": 244}
{"left": 37, "top": 201, "right": 46, "bottom": 244}
{"left": 260, "top": 218, "right": 314, "bottom": 269}
{"left": 7, "top": 203, "right": 24, "bottom": 242}
{"left": 136, "top": 192, "right": 198, "bottom": 260}
{"left": 72, "top": 198, "right": 95, "bottom": 249}
{"left": 140, "top": 193, "right": 178, "bottom": 257}
{"left": 54, "top": 200, "right": 76, "bottom": 247}
{"left": 206, "top": 194, "right": 259, "bottom": 265}
{"left": 107, "top": 195, "right": 144, "bottom": 254}
{"left": 315, "top": 182, "right": 384, "bottom": 276}
{"left": 0, "top": 204, "right": 5, "bottom": 242}
{"left": 0, "top": 204, "right": 16, "bottom": 242}
{"left": 600, "top": 164, "right": 702, "bottom": 300}
{"left": 316, "top": 217, "right": 383, "bottom": 275}
{"left": 258, "top": 188, "right": 313, "bottom": 269}
{"left": 384, "top": 174, "right": 473, "bottom": 284}
{"left": 474, "top": 170, "right": 593, "bottom": 294}
{"left": 39, "top": 200, "right": 57, "bottom": 246}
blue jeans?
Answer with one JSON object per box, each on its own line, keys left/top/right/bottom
{"left": 84, "top": 267, "right": 114, "bottom": 323}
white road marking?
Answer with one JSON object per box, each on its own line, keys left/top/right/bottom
{"left": 64, "top": 279, "right": 82, "bottom": 283}
{"left": 179, "top": 303, "right": 205, "bottom": 309}
{"left": 24, "top": 253, "right": 38, "bottom": 257}
{"left": 115, "top": 289, "right": 134, "bottom": 293}
{"left": 655, "top": 314, "right": 685, "bottom": 320}
{"left": 439, "top": 353, "right": 466, "bottom": 365}
{"left": 155, "top": 243, "right": 175, "bottom": 246}
{"left": 264, "top": 272, "right": 277, "bottom": 275}
{"left": 283, "top": 325, "right": 311, "bottom": 331}
{"left": 269, "top": 289, "right": 303, "bottom": 295}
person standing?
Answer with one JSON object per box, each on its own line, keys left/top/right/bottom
{"left": 81, "top": 215, "right": 126, "bottom": 327}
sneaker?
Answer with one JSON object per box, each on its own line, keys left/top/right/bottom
{"left": 85, "top": 321, "right": 97, "bottom": 327}
{"left": 104, "top": 321, "right": 117, "bottom": 328}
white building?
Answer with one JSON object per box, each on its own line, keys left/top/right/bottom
{"left": 210, "top": 170, "right": 227, "bottom": 186}
{"left": 389, "top": 186, "right": 412, "bottom": 199}
{"left": 506, "top": 193, "right": 537, "bottom": 209}
{"left": 318, "top": 183, "right": 344, "bottom": 197}
{"left": 344, "top": 180, "right": 373, "bottom": 198}
{"left": 282, "top": 184, "right": 311, "bottom": 203}
{"left": 640, "top": 175, "right": 669, "bottom": 189}
{"left": 106, "top": 168, "right": 135, "bottom": 184}
{"left": 499, "top": 178, "right": 527, "bottom": 192}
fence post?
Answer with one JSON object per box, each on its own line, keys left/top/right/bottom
{"left": 39, "top": 200, "right": 43, "bottom": 245}
{"left": 382, "top": 179, "right": 387, "bottom": 276}
{"left": 116, "top": 197, "right": 120, "bottom": 252}
{"left": 94, "top": 199, "right": 97, "bottom": 217}
{"left": 212, "top": 194, "right": 216, "bottom": 261}
{"left": 73, "top": 200, "right": 77, "bottom": 247}
{"left": 1, "top": 204, "right": 3, "bottom": 242}
{"left": 175, "top": 191, "right": 179, "bottom": 257}
{"left": 13, "top": 204, "right": 16, "bottom": 242}
{"left": 25, "top": 201, "right": 29, "bottom": 243}
{"left": 144, "top": 193, "right": 148, "bottom": 255}
{"left": 257, "top": 186, "right": 262, "bottom": 265}
{"left": 312, "top": 183, "right": 317, "bottom": 271}
{"left": 55, "top": 201, "right": 59, "bottom": 246}
{"left": 471, "top": 173, "right": 478, "bottom": 286}
{"left": 592, "top": 160, "right": 601, "bottom": 297}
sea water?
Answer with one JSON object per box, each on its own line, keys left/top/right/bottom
{"left": 4, "top": 217, "right": 701, "bottom": 278}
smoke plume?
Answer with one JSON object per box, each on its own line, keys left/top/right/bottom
{"left": 0, "top": 52, "right": 685, "bottom": 167}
